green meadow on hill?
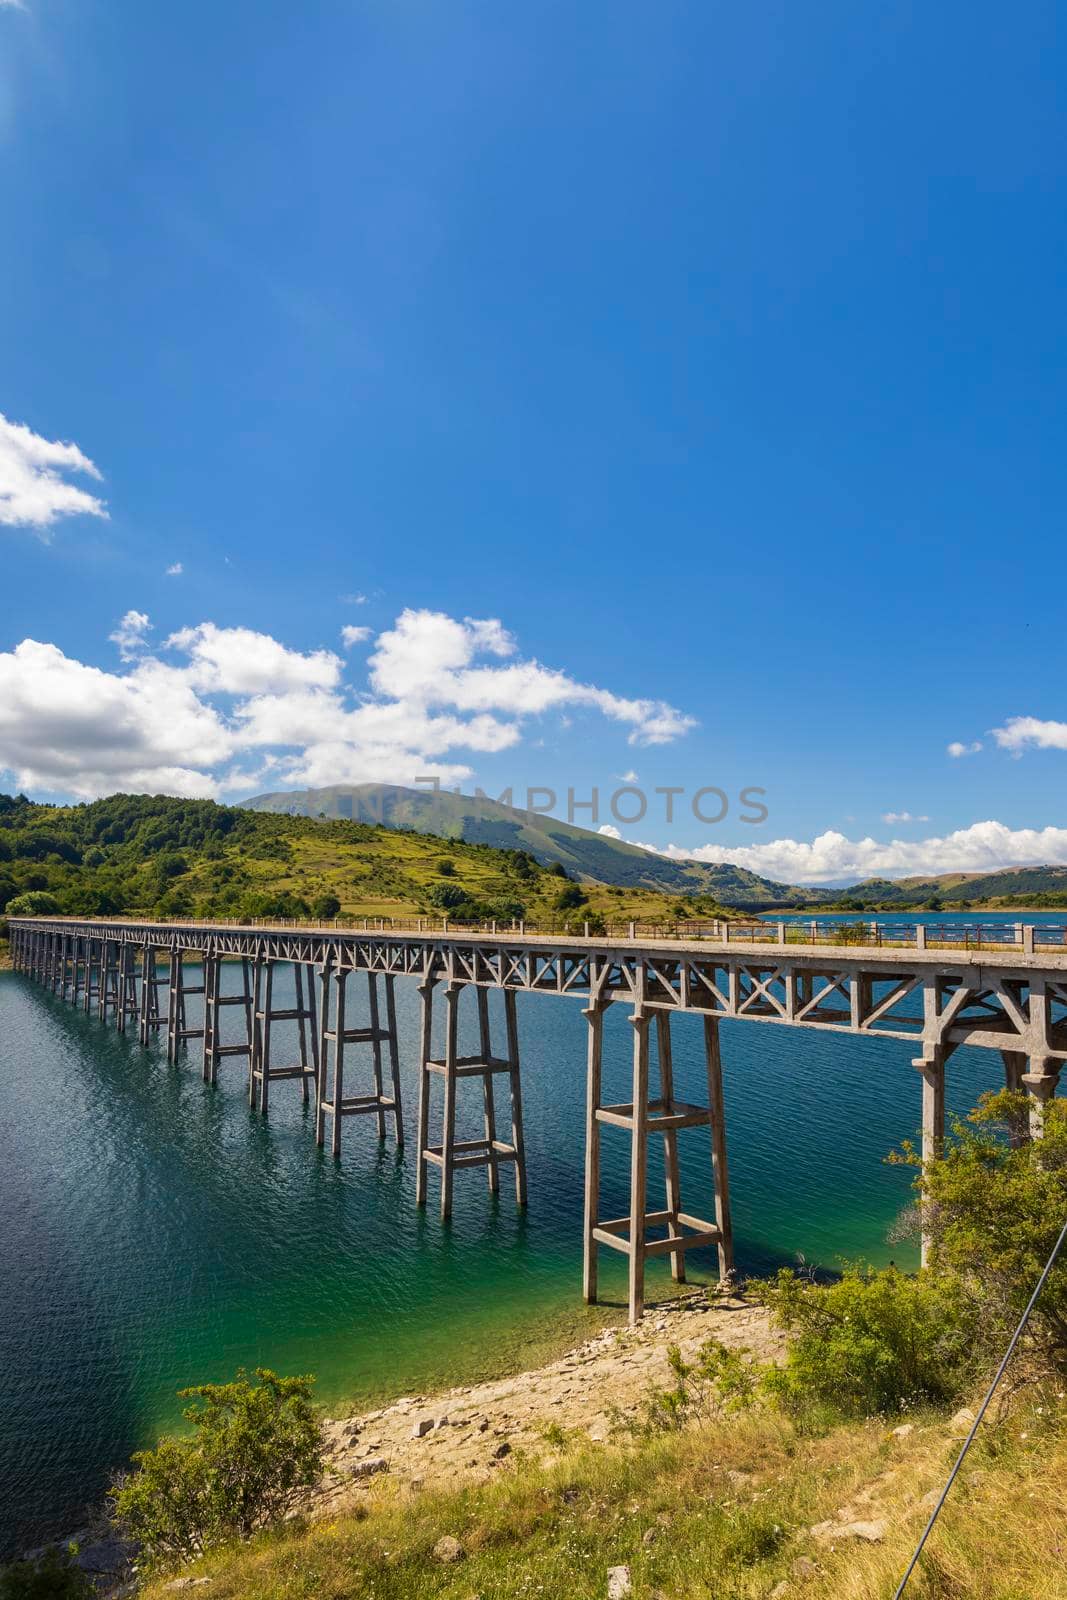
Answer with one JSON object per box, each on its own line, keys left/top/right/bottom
{"left": 0, "top": 791, "right": 733, "bottom": 930}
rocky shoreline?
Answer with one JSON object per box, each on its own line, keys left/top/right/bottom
{"left": 43, "top": 1289, "right": 778, "bottom": 1592}
{"left": 315, "top": 1289, "right": 778, "bottom": 1509}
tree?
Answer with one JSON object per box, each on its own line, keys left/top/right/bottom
{"left": 312, "top": 892, "right": 341, "bottom": 918}
{"left": 111, "top": 1369, "right": 325, "bottom": 1569}
{"left": 429, "top": 882, "right": 468, "bottom": 910}
{"left": 917, "top": 1092, "right": 1067, "bottom": 1373}
{"left": 554, "top": 884, "right": 587, "bottom": 912}
{"left": 5, "top": 890, "right": 62, "bottom": 916}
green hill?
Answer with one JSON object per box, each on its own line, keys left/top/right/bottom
{"left": 0, "top": 791, "right": 737, "bottom": 928}
{"left": 242, "top": 783, "right": 822, "bottom": 907}
{"left": 841, "top": 865, "right": 1067, "bottom": 908}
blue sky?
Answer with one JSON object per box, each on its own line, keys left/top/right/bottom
{"left": 1, "top": 0, "right": 1065, "bottom": 883}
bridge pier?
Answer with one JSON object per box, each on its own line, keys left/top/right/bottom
{"left": 315, "top": 966, "right": 403, "bottom": 1155}
{"left": 584, "top": 1001, "right": 733, "bottom": 1324}
{"left": 116, "top": 943, "right": 138, "bottom": 1034}
{"left": 99, "top": 939, "right": 122, "bottom": 1022}
{"left": 83, "top": 936, "right": 101, "bottom": 1015}
{"left": 1021, "top": 1057, "right": 1062, "bottom": 1138}
{"left": 415, "top": 981, "right": 526, "bottom": 1219}
{"left": 68, "top": 935, "right": 81, "bottom": 1004}
{"left": 137, "top": 942, "right": 167, "bottom": 1044}
{"left": 202, "top": 953, "right": 255, "bottom": 1086}
{"left": 249, "top": 960, "right": 319, "bottom": 1114}
{"left": 912, "top": 1045, "right": 946, "bottom": 1268}
{"left": 166, "top": 948, "right": 207, "bottom": 1063}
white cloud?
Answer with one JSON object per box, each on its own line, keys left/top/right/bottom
{"left": 0, "top": 412, "right": 107, "bottom": 534}
{"left": 0, "top": 607, "right": 693, "bottom": 802}
{"left": 369, "top": 609, "right": 695, "bottom": 747}
{"left": 340, "top": 624, "right": 371, "bottom": 647}
{"left": 991, "top": 716, "right": 1067, "bottom": 755}
{"left": 598, "top": 824, "right": 623, "bottom": 840}
{"left": 637, "top": 820, "right": 1067, "bottom": 885}
{"left": 0, "top": 641, "right": 229, "bottom": 799}
{"left": 165, "top": 562, "right": 183, "bottom": 577}
{"left": 947, "top": 740, "right": 983, "bottom": 758}
{"left": 881, "top": 811, "right": 930, "bottom": 824}
{"left": 340, "top": 592, "right": 368, "bottom": 605}
{"left": 109, "top": 609, "right": 151, "bottom": 661}
{"left": 163, "top": 621, "right": 343, "bottom": 695}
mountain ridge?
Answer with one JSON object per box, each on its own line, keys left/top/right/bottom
{"left": 240, "top": 784, "right": 1067, "bottom": 908}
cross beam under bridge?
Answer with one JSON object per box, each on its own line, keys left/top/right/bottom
{"left": 9, "top": 917, "right": 1067, "bottom": 1317}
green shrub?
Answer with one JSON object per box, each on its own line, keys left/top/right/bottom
{"left": 919, "top": 1092, "right": 1067, "bottom": 1373}
{"left": 554, "top": 884, "right": 587, "bottom": 911}
{"left": 312, "top": 893, "right": 341, "bottom": 918}
{"left": 0, "top": 1547, "right": 93, "bottom": 1599}
{"left": 639, "top": 1338, "right": 758, "bottom": 1432}
{"left": 428, "top": 882, "right": 468, "bottom": 910}
{"left": 239, "top": 891, "right": 309, "bottom": 919}
{"left": 486, "top": 896, "right": 526, "bottom": 922}
{"left": 110, "top": 1369, "right": 324, "bottom": 1569}
{"left": 5, "top": 890, "right": 62, "bottom": 916}
{"left": 756, "top": 1265, "right": 977, "bottom": 1417}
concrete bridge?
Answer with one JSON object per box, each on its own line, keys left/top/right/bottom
{"left": 9, "top": 916, "right": 1067, "bottom": 1321}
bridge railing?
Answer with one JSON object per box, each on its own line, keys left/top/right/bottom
{"left": 8, "top": 912, "right": 1067, "bottom": 952}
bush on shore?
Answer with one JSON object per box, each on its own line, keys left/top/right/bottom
{"left": 110, "top": 1369, "right": 324, "bottom": 1569}
{"left": 754, "top": 1264, "right": 979, "bottom": 1418}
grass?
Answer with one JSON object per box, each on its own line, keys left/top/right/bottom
{"left": 138, "top": 1393, "right": 1067, "bottom": 1600}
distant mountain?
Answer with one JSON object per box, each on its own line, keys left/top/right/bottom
{"left": 240, "top": 783, "right": 825, "bottom": 907}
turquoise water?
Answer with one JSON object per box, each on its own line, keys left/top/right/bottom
{"left": 0, "top": 943, "right": 1013, "bottom": 1558}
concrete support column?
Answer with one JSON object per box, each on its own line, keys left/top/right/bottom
{"left": 703, "top": 1016, "right": 735, "bottom": 1285}
{"left": 439, "top": 982, "right": 460, "bottom": 1219}
{"left": 383, "top": 974, "right": 404, "bottom": 1146}
{"left": 627, "top": 1009, "right": 652, "bottom": 1323}
{"left": 504, "top": 989, "right": 527, "bottom": 1206}
{"left": 582, "top": 994, "right": 608, "bottom": 1304}
{"left": 1021, "top": 1057, "right": 1062, "bottom": 1139}
{"left": 913, "top": 1048, "right": 946, "bottom": 1267}
{"left": 414, "top": 979, "right": 435, "bottom": 1205}
{"left": 656, "top": 1012, "right": 685, "bottom": 1282}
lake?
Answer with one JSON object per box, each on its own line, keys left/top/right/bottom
{"left": 0, "top": 921, "right": 1028, "bottom": 1556}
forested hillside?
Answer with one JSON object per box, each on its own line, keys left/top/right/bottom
{"left": 0, "top": 793, "right": 731, "bottom": 928}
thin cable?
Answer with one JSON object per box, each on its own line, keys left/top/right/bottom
{"left": 893, "top": 1212, "right": 1067, "bottom": 1598}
